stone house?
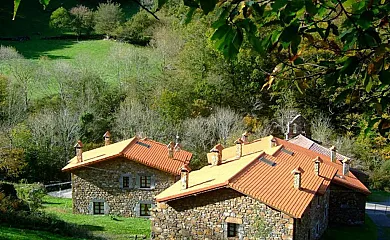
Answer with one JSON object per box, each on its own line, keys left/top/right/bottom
{"left": 285, "top": 114, "right": 311, "bottom": 140}
{"left": 62, "top": 133, "right": 192, "bottom": 217}
{"left": 288, "top": 134, "right": 370, "bottom": 225}
{"left": 151, "top": 135, "right": 370, "bottom": 239}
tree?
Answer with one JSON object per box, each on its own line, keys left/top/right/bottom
{"left": 69, "top": 5, "right": 94, "bottom": 37}
{"left": 154, "top": 0, "right": 390, "bottom": 136}
{"left": 94, "top": 1, "right": 124, "bottom": 38}
{"left": 49, "top": 7, "right": 71, "bottom": 31}
{"left": 115, "top": 11, "right": 157, "bottom": 44}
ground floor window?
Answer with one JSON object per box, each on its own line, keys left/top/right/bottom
{"left": 140, "top": 203, "right": 151, "bottom": 216}
{"left": 93, "top": 201, "right": 104, "bottom": 215}
{"left": 227, "top": 222, "right": 239, "bottom": 237}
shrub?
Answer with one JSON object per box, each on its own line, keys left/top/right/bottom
{"left": 14, "top": 182, "right": 46, "bottom": 211}
{"left": 69, "top": 5, "right": 94, "bottom": 36}
{"left": 94, "top": 1, "right": 124, "bottom": 38}
{"left": 49, "top": 7, "right": 71, "bottom": 31}
{"left": 115, "top": 11, "right": 157, "bottom": 45}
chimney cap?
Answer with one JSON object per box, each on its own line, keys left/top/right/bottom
{"left": 210, "top": 143, "right": 224, "bottom": 152}
{"left": 234, "top": 138, "right": 244, "bottom": 144}
{"left": 103, "top": 131, "right": 111, "bottom": 138}
{"left": 180, "top": 164, "right": 191, "bottom": 172}
{"left": 313, "top": 156, "right": 322, "bottom": 163}
{"left": 330, "top": 145, "right": 337, "bottom": 151}
{"left": 342, "top": 158, "right": 351, "bottom": 163}
{"left": 74, "top": 140, "right": 83, "bottom": 148}
{"left": 291, "top": 167, "right": 303, "bottom": 174}
{"left": 167, "top": 141, "right": 174, "bottom": 149}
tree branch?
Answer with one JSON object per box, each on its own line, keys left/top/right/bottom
{"left": 131, "top": 0, "right": 160, "bottom": 20}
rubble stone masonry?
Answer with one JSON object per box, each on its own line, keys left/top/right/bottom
{"left": 328, "top": 184, "right": 366, "bottom": 225}
{"left": 71, "top": 157, "right": 175, "bottom": 217}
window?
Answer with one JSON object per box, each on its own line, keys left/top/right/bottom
{"left": 227, "top": 223, "right": 239, "bottom": 237}
{"left": 123, "top": 176, "right": 130, "bottom": 188}
{"left": 140, "top": 175, "right": 151, "bottom": 188}
{"left": 120, "top": 174, "right": 133, "bottom": 189}
{"left": 293, "top": 123, "right": 297, "bottom": 134}
{"left": 140, "top": 203, "right": 151, "bottom": 216}
{"left": 93, "top": 202, "right": 104, "bottom": 215}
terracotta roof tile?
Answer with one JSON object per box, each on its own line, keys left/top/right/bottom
{"left": 62, "top": 137, "right": 192, "bottom": 175}
{"left": 279, "top": 137, "right": 370, "bottom": 195}
{"left": 156, "top": 136, "right": 339, "bottom": 218}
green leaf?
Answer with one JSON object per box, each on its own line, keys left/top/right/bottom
{"left": 365, "top": 117, "right": 381, "bottom": 135}
{"left": 211, "top": 7, "right": 230, "bottom": 29}
{"left": 199, "top": 0, "right": 217, "bottom": 15}
{"left": 335, "top": 89, "right": 352, "bottom": 104}
{"left": 183, "top": 7, "right": 196, "bottom": 25}
{"left": 272, "top": 0, "right": 288, "bottom": 10}
{"left": 157, "top": 0, "right": 168, "bottom": 9}
{"left": 13, "top": 0, "right": 21, "bottom": 20}
{"left": 39, "top": 0, "right": 50, "bottom": 9}
{"left": 365, "top": 75, "right": 374, "bottom": 92}
{"left": 379, "top": 69, "right": 390, "bottom": 85}
{"left": 294, "top": 80, "right": 304, "bottom": 94}
{"left": 340, "top": 56, "right": 358, "bottom": 76}
{"left": 305, "top": 0, "right": 317, "bottom": 15}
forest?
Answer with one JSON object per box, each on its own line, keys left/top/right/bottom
{"left": 0, "top": 0, "right": 389, "bottom": 191}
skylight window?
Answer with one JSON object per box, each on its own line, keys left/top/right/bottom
{"left": 259, "top": 156, "right": 276, "bottom": 166}
{"left": 281, "top": 148, "right": 294, "bottom": 156}
{"left": 136, "top": 141, "right": 151, "bottom": 148}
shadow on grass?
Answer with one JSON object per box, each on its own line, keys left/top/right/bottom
{"left": 42, "top": 201, "right": 62, "bottom": 205}
{"left": 0, "top": 40, "right": 76, "bottom": 59}
{"left": 79, "top": 225, "right": 105, "bottom": 232}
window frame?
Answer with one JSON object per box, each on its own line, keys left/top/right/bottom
{"left": 119, "top": 173, "right": 133, "bottom": 189}
{"left": 227, "top": 222, "right": 239, "bottom": 237}
{"left": 140, "top": 175, "right": 151, "bottom": 189}
{"left": 93, "top": 201, "right": 104, "bottom": 215}
{"left": 140, "top": 203, "right": 152, "bottom": 217}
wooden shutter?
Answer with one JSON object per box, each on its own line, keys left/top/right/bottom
{"left": 88, "top": 201, "right": 93, "bottom": 215}
{"left": 135, "top": 173, "right": 140, "bottom": 189}
{"left": 134, "top": 202, "right": 140, "bottom": 217}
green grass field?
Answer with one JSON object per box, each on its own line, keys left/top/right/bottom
{"left": 42, "top": 196, "right": 150, "bottom": 239}
{"left": 0, "top": 0, "right": 139, "bottom": 37}
{"left": 0, "top": 226, "right": 87, "bottom": 240}
{"left": 321, "top": 215, "right": 377, "bottom": 240}
{"left": 368, "top": 190, "right": 390, "bottom": 202}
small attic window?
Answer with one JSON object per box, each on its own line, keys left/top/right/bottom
{"left": 281, "top": 148, "right": 294, "bottom": 156}
{"left": 259, "top": 156, "right": 276, "bottom": 167}
{"left": 136, "top": 141, "right": 151, "bottom": 148}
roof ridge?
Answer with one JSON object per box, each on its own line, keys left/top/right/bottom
{"left": 120, "top": 137, "right": 139, "bottom": 155}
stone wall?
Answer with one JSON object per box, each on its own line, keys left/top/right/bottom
{"left": 151, "top": 188, "right": 294, "bottom": 240}
{"left": 328, "top": 184, "right": 366, "bottom": 225}
{"left": 295, "top": 189, "right": 330, "bottom": 240}
{"left": 71, "top": 157, "right": 175, "bottom": 217}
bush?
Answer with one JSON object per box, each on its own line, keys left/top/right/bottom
{"left": 94, "top": 1, "right": 124, "bottom": 38}
{"left": 14, "top": 182, "right": 46, "bottom": 211}
{"left": 49, "top": 7, "right": 71, "bottom": 31}
{"left": 115, "top": 11, "right": 157, "bottom": 45}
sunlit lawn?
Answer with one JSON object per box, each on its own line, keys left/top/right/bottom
{"left": 42, "top": 196, "right": 150, "bottom": 239}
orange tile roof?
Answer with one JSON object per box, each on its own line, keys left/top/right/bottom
{"left": 62, "top": 137, "right": 192, "bottom": 175}
{"left": 275, "top": 138, "right": 370, "bottom": 195}
{"left": 156, "top": 136, "right": 339, "bottom": 218}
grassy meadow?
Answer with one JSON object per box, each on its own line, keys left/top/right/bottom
{"left": 42, "top": 195, "right": 150, "bottom": 239}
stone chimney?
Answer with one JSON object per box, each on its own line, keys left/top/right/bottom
{"left": 313, "top": 156, "right": 321, "bottom": 176}
{"left": 167, "top": 142, "right": 174, "bottom": 158}
{"left": 270, "top": 137, "right": 277, "bottom": 148}
{"left": 74, "top": 140, "right": 83, "bottom": 163}
{"left": 342, "top": 158, "right": 350, "bottom": 176}
{"left": 103, "top": 131, "right": 111, "bottom": 146}
{"left": 241, "top": 131, "right": 249, "bottom": 143}
{"left": 291, "top": 167, "right": 302, "bottom": 189}
{"left": 234, "top": 138, "right": 243, "bottom": 158}
{"left": 180, "top": 165, "right": 190, "bottom": 190}
{"left": 210, "top": 144, "right": 224, "bottom": 166}
{"left": 330, "top": 146, "right": 337, "bottom": 162}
